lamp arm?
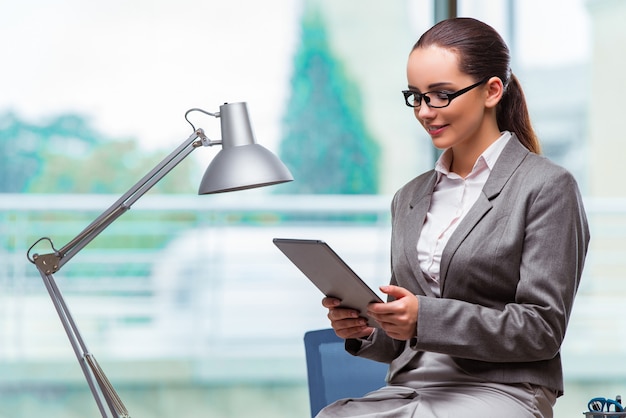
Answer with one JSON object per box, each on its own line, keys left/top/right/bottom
{"left": 28, "top": 128, "right": 213, "bottom": 272}
{"left": 38, "top": 268, "right": 125, "bottom": 417}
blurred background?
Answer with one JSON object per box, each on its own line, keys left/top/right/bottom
{"left": 1, "top": 0, "right": 624, "bottom": 417}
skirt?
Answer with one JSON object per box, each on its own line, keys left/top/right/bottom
{"left": 315, "top": 352, "right": 556, "bottom": 418}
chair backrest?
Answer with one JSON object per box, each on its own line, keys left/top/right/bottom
{"left": 303, "top": 328, "right": 388, "bottom": 417}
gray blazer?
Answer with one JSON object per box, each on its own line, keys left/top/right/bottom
{"left": 350, "top": 135, "right": 590, "bottom": 396}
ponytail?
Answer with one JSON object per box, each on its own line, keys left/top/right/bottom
{"left": 497, "top": 74, "right": 541, "bottom": 154}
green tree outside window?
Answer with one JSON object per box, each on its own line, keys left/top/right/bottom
{"left": 278, "top": 4, "right": 380, "bottom": 195}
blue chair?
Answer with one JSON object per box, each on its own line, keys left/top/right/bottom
{"left": 304, "top": 328, "right": 388, "bottom": 417}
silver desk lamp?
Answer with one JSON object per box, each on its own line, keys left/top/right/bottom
{"left": 26, "top": 102, "right": 293, "bottom": 418}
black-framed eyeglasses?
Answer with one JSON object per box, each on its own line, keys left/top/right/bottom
{"left": 402, "top": 77, "right": 489, "bottom": 109}
{"left": 588, "top": 397, "right": 624, "bottom": 413}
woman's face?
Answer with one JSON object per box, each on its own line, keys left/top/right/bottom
{"left": 406, "top": 45, "right": 492, "bottom": 151}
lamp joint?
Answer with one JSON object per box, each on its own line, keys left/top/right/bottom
{"left": 196, "top": 128, "right": 222, "bottom": 147}
{"left": 32, "top": 252, "right": 62, "bottom": 274}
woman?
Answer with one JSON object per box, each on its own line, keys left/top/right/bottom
{"left": 319, "top": 17, "right": 589, "bottom": 418}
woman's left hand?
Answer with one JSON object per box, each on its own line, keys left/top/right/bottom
{"left": 367, "top": 285, "right": 419, "bottom": 341}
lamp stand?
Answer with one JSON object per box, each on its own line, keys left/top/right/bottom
{"left": 26, "top": 102, "right": 293, "bottom": 418}
{"left": 28, "top": 128, "right": 211, "bottom": 418}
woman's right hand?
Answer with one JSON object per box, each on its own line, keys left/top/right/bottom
{"left": 322, "top": 297, "right": 374, "bottom": 339}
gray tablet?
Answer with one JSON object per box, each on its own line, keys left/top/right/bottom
{"left": 273, "top": 238, "right": 383, "bottom": 327}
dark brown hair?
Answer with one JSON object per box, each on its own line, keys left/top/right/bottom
{"left": 413, "top": 18, "right": 540, "bottom": 154}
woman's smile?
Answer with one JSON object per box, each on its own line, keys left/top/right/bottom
{"left": 425, "top": 124, "right": 449, "bottom": 136}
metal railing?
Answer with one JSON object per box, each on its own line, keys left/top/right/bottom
{"left": 0, "top": 193, "right": 625, "bottom": 383}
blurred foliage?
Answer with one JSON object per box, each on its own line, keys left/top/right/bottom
{"left": 278, "top": 3, "right": 380, "bottom": 194}
{"left": 0, "top": 112, "right": 197, "bottom": 193}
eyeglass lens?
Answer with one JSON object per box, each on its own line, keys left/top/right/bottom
{"left": 407, "top": 92, "right": 448, "bottom": 108}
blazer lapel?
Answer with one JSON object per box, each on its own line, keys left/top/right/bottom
{"left": 439, "top": 136, "right": 529, "bottom": 295}
{"left": 404, "top": 171, "right": 438, "bottom": 297}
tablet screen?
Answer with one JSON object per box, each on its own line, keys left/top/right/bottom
{"left": 273, "top": 238, "right": 383, "bottom": 327}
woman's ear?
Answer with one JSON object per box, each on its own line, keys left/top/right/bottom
{"left": 484, "top": 76, "right": 504, "bottom": 108}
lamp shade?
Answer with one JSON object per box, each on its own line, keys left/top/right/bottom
{"left": 198, "top": 102, "right": 293, "bottom": 194}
